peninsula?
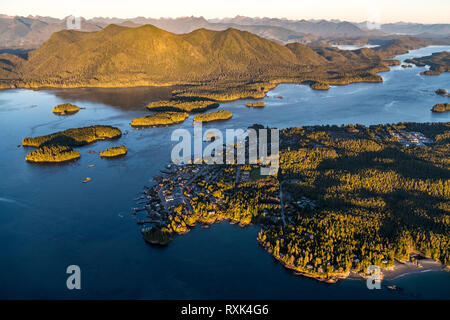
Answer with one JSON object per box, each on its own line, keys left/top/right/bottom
{"left": 406, "top": 51, "right": 450, "bottom": 76}
{"left": 134, "top": 121, "right": 450, "bottom": 283}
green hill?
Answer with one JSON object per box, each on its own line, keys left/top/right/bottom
{"left": 16, "top": 25, "right": 302, "bottom": 87}
{"left": 0, "top": 24, "right": 426, "bottom": 89}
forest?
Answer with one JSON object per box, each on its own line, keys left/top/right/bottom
{"left": 22, "top": 125, "right": 122, "bottom": 147}
{"left": 25, "top": 145, "right": 80, "bottom": 163}
{"left": 142, "top": 122, "right": 450, "bottom": 282}
{"left": 22, "top": 125, "right": 122, "bottom": 163}
{"left": 192, "top": 110, "right": 232, "bottom": 123}
{"left": 130, "top": 112, "right": 189, "bottom": 127}
{"left": 99, "top": 146, "right": 128, "bottom": 158}
{"left": 432, "top": 103, "right": 450, "bottom": 113}
{"left": 52, "top": 103, "right": 81, "bottom": 115}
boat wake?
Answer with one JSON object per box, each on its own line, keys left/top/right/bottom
{"left": 0, "top": 196, "right": 31, "bottom": 208}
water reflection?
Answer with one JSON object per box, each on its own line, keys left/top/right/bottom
{"left": 48, "top": 85, "right": 180, "bottom": 110}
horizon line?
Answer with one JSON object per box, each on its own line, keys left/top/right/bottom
{"left": 0, "top": 13, "right": 448, "bottom": 26}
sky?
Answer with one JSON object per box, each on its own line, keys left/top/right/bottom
{"left": 0, "top": 0, "right": 449, "bottom": 24}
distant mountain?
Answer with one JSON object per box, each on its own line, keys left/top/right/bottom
{"left": 92, "top": 16, "right": 211, "bottom": 34}
{"left": 0, "top": 16, "right": 102, "bottom": 48}
{"left": 209, "top": 17, "right": 371, "bottom": 37}
{"left": 0, "top": 14, "right": 446, "bottom": 49}
{"left": 357, "top": 21, "right": 450, "bottom": 35}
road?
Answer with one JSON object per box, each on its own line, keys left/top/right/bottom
{"left": 279, "top": 179, "right": 302, "bottom": 228}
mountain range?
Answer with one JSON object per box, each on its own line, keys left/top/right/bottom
{"left": 1, "top": 14, "right": 448, "bottom": 49}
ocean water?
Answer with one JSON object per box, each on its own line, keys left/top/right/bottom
{"left": 0, "top": 46, "right": 449, "bottom": 299}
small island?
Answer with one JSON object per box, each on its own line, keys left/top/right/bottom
{"left": 310, "top": 82, "right": 331, "bottom": 90}
{"left": 52, "top": 103, "right": 81, "bottom": 115}
{"left": 99, "top": 146, "right": 128, "bottom": 158}
{"left": 22, "top": 125, "right": 122, "bottom": 147}
{"left": 130, "top": 112, "right": 189, "bottom": 127}
{"left": 193, "top": 110, "right": 233, "bottom": 123}
{"left": 245, "top": 102, "right": 266, "bottom": 108}
{"left": 141, "top": 227, "right": 172, "bottom": 245}
{"left": 383, "top": 59, "right": 401, "bottom": 66}
{"left": 22, "top": 125, "right": 122, "bottom": 164}
{"left": 146, "top": 99, "right": 219, "bottom": 112}
{"left": 25, "top": 145, "right": 80, "bottom": 163}
{"left": 421, "top": 70, "right": 441, "bottom": 76}
{"left": 431, "top": 103, "right": 450, "bottom": 113}
{"left": 435, "top": 89, "right": 449, "bottom": 97}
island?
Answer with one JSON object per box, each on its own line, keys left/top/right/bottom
{"left": 22, "top": 125, "right": 122, "bottom": 163}
{"left": 22, "top": 125, "right": 122, "bottom": 147}
{"left": 310, "top": 82, "right": 331, "bottom": 90}
{"left": 383, "top": 59, "right": 401, "bottom": 66}
{"left": 0, "top": 25, "right": 428, "bottom": 108}
{"left": 130, "top": 112, "right": 189, "bottom": 127}
{"left": 431, "top": 103, "right": 450, "bottom": 113}
{"left": 25, "top": 145, "right": 80, "bottom": 163}
{"left": 406, "top": 51, "right": 450, "bottom": 76}
{"left": 192, "top": 110, "right": 232, "bottom": 123}
{"left": 99, "top": 146, "right": 128, "bottom": 158}
{"left": 52, "top": 103, "right": 81, "bottom": 115}
{"left": 133, "top": 121, "right": 449, "bottom": 283}
{"left": 245, "top": 102, "right": 266, "bottom": 108}
{"left": 146, "top": 99, "right": 219, "bottom": 112}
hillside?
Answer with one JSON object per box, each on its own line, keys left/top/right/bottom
{"left": 0, "top": 23, "right": 416, "bottom": 89}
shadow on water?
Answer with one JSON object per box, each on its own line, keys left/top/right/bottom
{"left": 45, "top": 86, "right": 181, "bottom": 111}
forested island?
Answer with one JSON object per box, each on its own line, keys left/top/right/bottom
{"left": 52, "top": 103, "right": 81, "bottom": 115}
{"left": 435, "top": 89, "right": 449, "bottom": 97}
{"left": 432, "top": 103, "right": 450, "bottom": 113}
{"left": 22, "top": 125, "right": 122, "bottom": 147}
{"left": 25, "top": 145, "right": 80, "bottom": 163}
{"left": 246, "top": 102, "right": 266, "bottom": 108}
{"left": 22, "top": 125, "right": 122, "bottom": 163}
{"left": 0, "top": 25, "right": 429, "bottom": 99}
{"left": 130, "top": 112, "right": 189, "bottom": 127}
{"left": 310, "top": 82, "right": 330, "bottom": 90}
{"left": 406, "top": 51, "right": 450, "bottom": 76}
{"left": 135, "top": 121, "right": 450, "bottom": 283}
{"left": 436, "top": 89, "right": 447, "bottom": 96}
{"left": 147, "top": 99, "right": 219, "bottom": 112}
{"left": 99, "top": 146, "right": 128, "bottom": 158}
{"left": 192, "top": 110, "right": 232, "bottom": 123}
